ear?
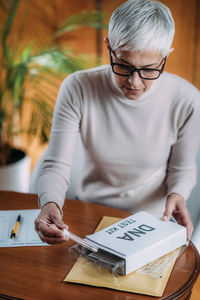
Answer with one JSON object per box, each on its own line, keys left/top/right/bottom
{"left": 104, "top": 37, "right": 110, "bottom": 50}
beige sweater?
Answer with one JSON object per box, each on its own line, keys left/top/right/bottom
{"left": 37, "top": 65, "right": 200, "bottom": 215}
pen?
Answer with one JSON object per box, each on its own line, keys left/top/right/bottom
{"left": 40, "top": 219, "right": 98, "bottom": 253}
{"left": 10, "top": 214, "right": 21, "bottom": 239}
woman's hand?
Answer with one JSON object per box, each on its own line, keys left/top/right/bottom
{"left": 163, "top": 193, "right": 193, "bottom": 241}
{"left": 34, "top": 202, "right": 68, "bottom": 244}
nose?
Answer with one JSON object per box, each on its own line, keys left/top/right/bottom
{"left": 128, "top": 71, "right": 142, "bottom": 87}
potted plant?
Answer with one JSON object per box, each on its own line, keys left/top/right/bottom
{"left": 0, "top": 0, "right": 104, "bottom": 192}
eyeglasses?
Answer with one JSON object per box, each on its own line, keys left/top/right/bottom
{"left": 109, "top": 48, "right": 166, "bottom": 80}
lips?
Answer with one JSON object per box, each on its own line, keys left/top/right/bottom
{"left": 120, "top": 85, "right": 144, "bottom": 100}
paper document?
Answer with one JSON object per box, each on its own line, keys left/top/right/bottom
{"left": 0, "top": 209, "right": 48, "bottom": 247}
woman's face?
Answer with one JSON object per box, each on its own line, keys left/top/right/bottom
{"left": 111, "top": 49, "right": 164, "bottom": 100}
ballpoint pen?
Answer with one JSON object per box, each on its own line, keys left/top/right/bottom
{"left": 40, "top": 219, "right": 98, "bottom": 253}
{"left": 10, "top": 214, "right": 21, "bottom": 239}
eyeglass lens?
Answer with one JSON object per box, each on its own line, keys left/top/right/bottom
{"left": 113, "top": 65, "right": 162, "bottom": 79}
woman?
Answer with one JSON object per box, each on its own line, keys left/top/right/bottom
{"left": 35, "top": 0, "right": 200, "bottom": 244}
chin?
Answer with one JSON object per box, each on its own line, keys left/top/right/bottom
{"left": 123, "top": 92, "right": 143, "bottom": 100}
{"left": 127, "top": 94, "right": 141, "bottom": 100}
{"left": 121, "top": 87, "right": 144, "bottom": 100}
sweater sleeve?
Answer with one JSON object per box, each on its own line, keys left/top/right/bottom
{"left": 166, "top": 92, "right": 200, "bottom": 200}
{"left": 37, "top": 73, "right": 83, "bottom": 211}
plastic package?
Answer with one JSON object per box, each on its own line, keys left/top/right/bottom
{"left": 68, "top": 243, "right": 188, "bottom": 279}
{"left": 63, "top": 229, "right": 98, "bottom": 253}
{"left": 68, "top": 243, "right": 125, "bottom": 276}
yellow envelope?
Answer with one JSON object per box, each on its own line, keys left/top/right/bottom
{"left": 64, "top": 216, "right": 179, "bottom": 297}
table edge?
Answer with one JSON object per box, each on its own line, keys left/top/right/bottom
{"left": 161, "top": 241, "right": 200, "bottom": 300}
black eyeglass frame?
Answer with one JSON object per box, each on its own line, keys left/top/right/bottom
{"left": 109, "top": 47, "right": 167, "bottom": 80}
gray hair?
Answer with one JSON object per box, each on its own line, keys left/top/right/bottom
{"left": 108, "top": 0, "right": 175, "bottom": 57}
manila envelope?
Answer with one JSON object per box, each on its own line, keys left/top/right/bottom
{"left": 64, "top": 216, "right": 180, "bottom": 297}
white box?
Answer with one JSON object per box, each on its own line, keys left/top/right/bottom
{"left": 86, "top": 211, "right": 187, "bottom": 275}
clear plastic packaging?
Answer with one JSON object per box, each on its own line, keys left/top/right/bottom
{"left": 63, "top": 229, "right": 99, "bottom": 253}
{"left": 68, "top": 243, "right": 188, "bottom": 279}
{"left": 68, "top": 243, "right": 125, "bottom": 276}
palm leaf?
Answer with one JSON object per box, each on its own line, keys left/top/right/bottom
{"left": 2, "top": 0, "right": 20, "bottom": 59}
{"left": 0, "top": 0, "right": 106, "bottom": 157}
{"left": 55, "top": 10, "right": 107, "bottom": 36}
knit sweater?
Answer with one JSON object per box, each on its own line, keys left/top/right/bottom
{"left": 37, "top": 65, "right": 200, "bottom": 215}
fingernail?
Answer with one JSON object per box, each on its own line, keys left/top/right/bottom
{"left": 162, "top": 216, "right": 168, "bottom": 221}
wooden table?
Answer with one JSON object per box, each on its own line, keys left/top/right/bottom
{"left": 0, "top": 191, "right": 199, "bottom": 300}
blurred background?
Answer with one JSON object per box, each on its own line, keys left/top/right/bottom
{"left": 0, "top": 0, "right": 200, "bottom": 177}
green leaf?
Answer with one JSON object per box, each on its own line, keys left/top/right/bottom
{"left": 0, "top": 3, "right": 105, "bottom": 147}
{"left": 19, "top": 43, "right": 34, "bottom": 63}
{"left": 55, "top": 10, "right": 107, "bottom": 36}
{"left": 2, "top": 0, "right": 21, "bottom": 59}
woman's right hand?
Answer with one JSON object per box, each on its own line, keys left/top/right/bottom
{"left": 34, "top": 202, "right": 68, "bottom": 244}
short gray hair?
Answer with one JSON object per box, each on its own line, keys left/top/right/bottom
{"left": 108, "top": 0, "right": 175, "bottom": 57}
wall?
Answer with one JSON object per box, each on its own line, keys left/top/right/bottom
{"left": 5, "top": 0, "right": 200, "bottom": 168}
{"left": 15, "top": 0, "right": 199, "bottom": 87}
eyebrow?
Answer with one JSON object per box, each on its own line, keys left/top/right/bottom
{"left": 119, "top": 57, "right": 160, "bottom": 68}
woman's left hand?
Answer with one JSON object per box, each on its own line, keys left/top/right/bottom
{"left": 163, "top": 193, "right": 193, "bottom": 241}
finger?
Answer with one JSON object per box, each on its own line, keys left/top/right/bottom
{"left": 46, "top": 212, "right": 69, "bottom": 231}
{"left": 35, "top": 221, "right": 68, "bottom": 244}
{"left": 63, "top": 223, "right": 69, "bottom": 230}
{"left": 189, "top": 224, "right": 194, "bottom": 240}
{"left": 185, "top": 222, "right": 192, "bottom": 241}
{"left": 52, "top": 217, "right": 66, "bottom": 230}
{"left": 38, "top": 219, "right": 70, "bottom": 240}
{"left": 187, "top": 224, "right": 193, "bottom": 241}
{"left": 181, "top": 214, "right": 194, "bottom": 241}
{"left": 182, "top": 220, "right": 191, "bottom": 241}
{"left": 43, "top": 208, "right": 65, "bottom": 230}
{"left": 37, "top": 211, "right": 63, "bottom": 231}
{"left": 174, "top": 210, "right": 194, "bottom": 241}
{"left": 34, "top": 217, "right": 44, "bottom": 234}
{"left": 163, "top": 199, "right": 174, "bottom": 221}
{"left": 35, "top": 219, "right": 62, "bottom": 239}
{"left": 162, "top": 215, "right": 169, "bottom": 221}
{"left": 38, "top": 221, "right": 64, "bottom": 237}
{"left": 37, "top": 228, "right": 67, "bottom": 244}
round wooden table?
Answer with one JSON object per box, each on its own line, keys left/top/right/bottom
{"left": 159, "top": 241, "right": 199, "bottom": 300}
{"left": 0, "top": 191, "right": 199, "bottom": 300}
